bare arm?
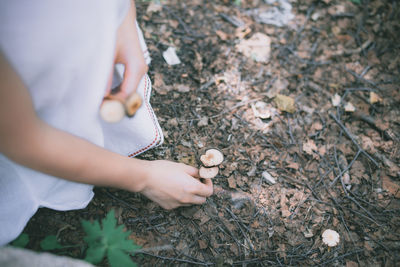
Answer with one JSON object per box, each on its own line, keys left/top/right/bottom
{"left": 0, "top": 51, "right": 148, "bottom": 192}
{"left": 0, "top": 1, "right": 213, "bottom": 210}
{"left": 0, "top": 51, "right": 213, "bottom": 209}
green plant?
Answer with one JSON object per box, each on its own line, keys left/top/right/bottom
{"left": 81, "top": 210, "right": 141, "bottom": 267}
{"left": 349, "top": 0, "right": 361, "bottom": 4}
{"left": 40, "top": 235, "right": 65, "bottom": 251}
{"left": 10, "top": 233, "right": 29, "bottom": 248}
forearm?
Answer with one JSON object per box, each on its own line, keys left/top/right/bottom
{"left": 0, "top": 51, "right": 147, "bottom": 193}
{"left": 10, "top": 121, "right": 149, "bottom": 192}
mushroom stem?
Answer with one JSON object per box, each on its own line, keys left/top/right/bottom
{"left": 125, "top": 92, "right": 142, "bottom": 117}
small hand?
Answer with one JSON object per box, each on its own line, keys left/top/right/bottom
{"left": 105, "top": 2, "right": 148, "bottom": 99}
{"left": 140, "top": 160, "right": 214, "bottom": 210}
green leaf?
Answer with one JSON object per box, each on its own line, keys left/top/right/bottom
{"left": 108, "top": 248, "right": 137, "bottom": 267}
{"left": 349, "top": 0, "right": 361, "bottom": 4}
{"left": 11, "top": 233, "right": 29, "bottom": 248}
{"left": 40, "top": 235, "right": 64, "bottom": 251}
{"left": 81, "top": 210, "right": 140, "bottom": 266}
{"left": 85, "top": 244, "right": 107, "bottom": 264}
{"left": 102, "top": 210, "right": 117, "bottom": 237}
{"left": 82, "top": 220, "right": 102, "bottom": 244}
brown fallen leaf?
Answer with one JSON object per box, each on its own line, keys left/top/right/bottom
{"left": 236, "top": 32, "right": 271, "bottom": 63}
{"left": 227, "top": 176, "right": 237, "bottom": 188}
{"left": 303, "top": 139, "right": 318, "bottom": 155}
{"left": 370, "top": 92, "right": 382, "bottom": 104}
{"left": 198, "top": 239, "right": 208, "bottom": 250}
{"left": 344, "top": 102, "right": 356, "bottom": 112}
{"left": 215, "top": 30, "right": 228, "bottom": 40}
{"left": 274, "top": 94, "right": 296, "bottom": 113}
{"left": 382, "top": 175, "right": 400, "bottom": 198}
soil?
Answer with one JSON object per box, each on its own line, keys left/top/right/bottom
{"left": 21, "top": 0, "right": 400, "bottom": 266}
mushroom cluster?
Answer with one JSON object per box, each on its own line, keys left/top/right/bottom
{"left": 199, "top": 149, "right": 224, "bottom": 179}
{"left": 100, "top": 92, "right": 142, "bottom": 123}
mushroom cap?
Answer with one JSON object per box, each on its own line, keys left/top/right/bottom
{"left": 199, "top": 166, "right": 219, "bottom": 179}
{"left": 125, "top": 92, "right": 142, "bottom": 117}
{"left": 200, "top": 149, "right": 224, "bottom": 167}
{"left": 100, "top": 99, "right": 125, "bottom": 123}
{"left": 322, "top": 229, "right": 340, "bottom": 247}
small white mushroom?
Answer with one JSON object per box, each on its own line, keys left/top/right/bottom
{"left": 125, "top": 92, "right": 142, "bottom": 117}
{"left": 322, "top": 229, "right": 340, "bottom": 247}
{"left": 199, "top": 166, "right": 219, "bottom": 179}
{"left": 100, "top": 99, "right": 125, "bottom": 123}
{"left": 200, "top": 149, "right": 224, "bottom": 167}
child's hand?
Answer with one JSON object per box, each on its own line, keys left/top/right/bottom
{"left": 105, "top": 1, "right": 148, "bottom": 98}
{"left": 139, "top": 160, "right": 214, "bottom": 210}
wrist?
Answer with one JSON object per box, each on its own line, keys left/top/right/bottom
{"left": 123, "top": 158, "right": 150, "bottom": 193}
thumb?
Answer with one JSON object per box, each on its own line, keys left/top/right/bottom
{"left": 120, "top": 62, "right": 147, "bottom": 97}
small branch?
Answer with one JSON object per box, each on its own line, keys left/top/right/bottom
{"left": 136, "top": 251, "right": 213, "bottom": 266}
{"left": 329, "top": 113, "right": 379, "bottom": 167}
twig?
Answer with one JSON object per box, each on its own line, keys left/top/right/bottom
{"left": 317, "top": 249, "right": 364, "bottom": 266}
{"left": 104, "top": 189, "right": 138, "bottom": 211}
{"left": 352, "top": 111, "right": 398, "bottom": 142}
{"left": 330, "top": 150, "right": 361, "bottom": 187}
{"left": 163, "top": 6, "right": 205, "bottom": 38}
{"left": 225, "top": 207, "right": 255, "bottom": 253}
{"left": 199, "top": 77, "right": 215, "bottom": 91}
{"left": 210, "top": 98, "right": 262, "bottom": 119}
{"left": 329, "top": 113, "right": 379, "bottom": 167}
{"left": 219, "top": 13, "right": 245, "bottom": 28}
{"left": 136, "top": 251, "right": 213, "bottom": 266}
{"left": 330, "top": 38, "right": 372, "bottom": 57}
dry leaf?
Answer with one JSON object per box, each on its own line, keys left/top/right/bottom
{"left": 198, "top": 239, "right": 208, "bottom": 250}
{"left": 262, "top": 171, "right": 276, "bottom": 185}
{"left": 179, "top": 155, "right": 196, "bottom": 166}
{"left": 236, "top": 32, "right": 271, "bottom": 63}
{"left": 197, "top": 117, "right": 209, "bottom": 127}
{"left": 176, "top": 84, "right": 190, "bottom": 93}
{"left": 162, "top": 47, "right": 181, "bottom": 65}
{"left": 215, "top": 30, "right": 228, "bottom": 40}
{"left": 311, "top": 122, "right": 323, "bottom": 131}
{"left": 146, "top": 2, "right": 162, "bottom": 14}
{"left": 303, "top": 139, "right": 318, "bottom": 155}
{"left": 344, "top": 102, "right": 356, "bottom": 112}
{"left": 346, "top": 261, "right": 358, "bottom": 267}
{"left": 287, "top": 162, "right": 299, "bottom": 170}
{"left": 382, "top": 175, "right": 400, "bottom": 198}
{"left": 251, "top": 101, "right": 274, "bottom": 119}
{"left": 370, "top": 92, "right": 382, "bottom": 104}
{"left": 331, "top": 93, "right": 341, "bottom": 107}
{"left": 235, "top": 26, "right": 251, "bottom": 39}
{"left": 274, "top": 94, "right": 295, "bottom": 113}
{"left": 227, "top": 176, "right": 237, "bottom": 188}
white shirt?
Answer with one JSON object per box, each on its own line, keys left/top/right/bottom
{"left": 0, "top": 0, "right": 163, "bottom": 245}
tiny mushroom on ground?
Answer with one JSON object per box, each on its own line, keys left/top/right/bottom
{"left": 198, "top": 149, "right": 224, "bottom": 179}
{"left": 200, "top": 149, "right": 224, "bottom": 167}
{"left": 322, "top": 229, "right": 340, "bottom": 247}
{"left": 199, "top": 166, "right": 219, "bottom": 179}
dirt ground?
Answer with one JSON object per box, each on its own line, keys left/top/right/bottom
{"left": 22, "top": 0, "right": 399, "bottom": 266}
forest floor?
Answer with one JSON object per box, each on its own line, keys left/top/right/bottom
{"left": 23, "top": 0, "right": 399, "bottom": 266}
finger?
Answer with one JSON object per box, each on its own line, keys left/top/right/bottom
{"left": 179, "top": 163, "right": 199, "bottom": 177}
{"left": 104, "top": 67, "right": 115, "bottom": 97}
{"left": 188, "top": 195, "right": 207, "bottom": 205}
{"left": 120, "top": 65, "right": 144, "bottom": 97}
{"left": 192, "top": 178, "right": 213, "bottom": 197}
